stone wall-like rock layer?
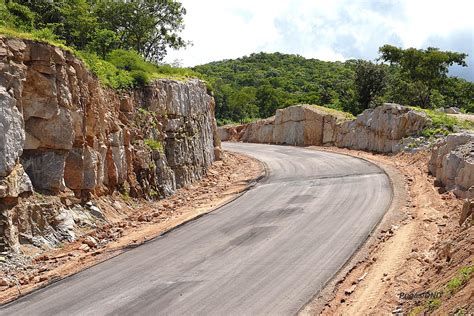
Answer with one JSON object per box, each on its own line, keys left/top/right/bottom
{"left": 221, "top": 103, "right": 429, "bottom": 153}
{"left": 0, "top": 36, "right": 218, "bottom": 200}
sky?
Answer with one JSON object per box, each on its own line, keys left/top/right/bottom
{"left": 164, "top": 0, "right": 474, "bottom": 81}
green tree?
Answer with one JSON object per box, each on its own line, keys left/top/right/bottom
{"left": 3, "top": 1, "right": 35, "bottom": 31}
{"left": 88, "top": 29, "right": 119, "bottom": 59}
{"left": 94, "top": 0, "right": 187, "bottom": 62}
{"left": 379, "top": 45, "right": 468, "bottom": 107}
{"left": 228, "top": 87, "right": 259, "bottom": 122}
{"left": 353, "top": 60, "right": 387, "bottom": 113}
{"left": 256, "top": 84, "right": 283, "bottom": 118}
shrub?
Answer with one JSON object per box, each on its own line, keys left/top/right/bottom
{"left": 446, "top": 265, "right": 474, "bottom": 295}
{"left": 144, "top": 139, "right": 164, "bottom": 152}
{"left": 410, "top": 106, "right": 474, "bottom": 135}
{"left": 78, "top": 51, "right": 134, "bottom": 90}
{"left": 31, "top": 27, "right": 64, "bottom": 44}
{"left": 107, "top": 49, "right": 157, "bottom": 74}
{"left": 5, "top": 2, "right": 35, "bottom": 31}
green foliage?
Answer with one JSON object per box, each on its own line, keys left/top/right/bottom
{"left": 353, "top": 60, "right": 388, "bottom": 113}
{"left": 4, "top": 0, "right": 187, "bottom": 62}
{"left": 408, "top": 305, "right": 425, "bottom": 316}
{"left": 194, "top": 52, "right": 356, "bottom": 122}
{"left": 144, "top": 139, "right": 164, "bottom": 152}
{"left": 93, "top": 0, "right": 187, "bottom": 62}
{"left": 5, "top": 1, "right": 34, "bottom": 30}
{"left": 409, "top": 266, "right": 473, "bottom": 315}
{"left": 0, "top": 26, "right": 72, "bottom": 52}
{"left": 78, "top": 51, "right": 134, "bottom": 89}
{"left": 410, "top": 107, "right": 474, "bottom": 136}
{"left": 446, "top": 266, "right": 474, "bottom": 296}
{"left": 379, "top": 45, "right": 468, "bottom": 107}
{"left": 31, "top": 27, "right": 64, "bottom": 43}
{"left": 88, "top": 29, "right": 118, "bottom": 59}
{"left": 0, "top": 0, "right": 195, "bottom": 89}
{"left": 195, "top": 50, "right": 473, "bottom": 123}
{"left": 426, "top": 298, "right": 441, "bottom": 311}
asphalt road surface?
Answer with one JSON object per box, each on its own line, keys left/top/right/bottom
{"left": 1, "top": 143, "right": 392, "bottom": 315}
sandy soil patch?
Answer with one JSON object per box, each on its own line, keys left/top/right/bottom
{"left": 301, "top": 147, "right": 473, "bottom": 315}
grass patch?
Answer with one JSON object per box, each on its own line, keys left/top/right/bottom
{"left": 144, "top": 139, "right": 164, "bottom": 152}
{"left": 408, "top": 305, "right": 425, "bottom": 316}
{"left": 409, "top": 265, "right": 474, "bottom": 314}
{"left": 426, "top": 298, "right": 441, "bottom": 311}
{"left": 410, "top": 106, "right": 474, "bottom": 136}
{"left": 309, "top": 104, "right": 356, "bottom": 121}
{"left": 0, "top": 26, "right": 73, "bottom": 53}
{"left": 445, "top": 265, "right": 474, "bottom": 296}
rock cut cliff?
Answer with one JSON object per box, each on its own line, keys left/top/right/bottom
{"left": 227, "top": 103, "right": 430, "bottom": 153}
{"left": 0, "top": 37, "right": 219, "bottom": 250}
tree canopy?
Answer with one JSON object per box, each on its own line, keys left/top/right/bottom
{"left": 1, "top": 0, "right": 187, "bottom": 62}
{"left": 0, "top": 0, "right": 196, "bottom": 88}
{"left": 379, "top": 45, "right": 468, "bottom": 107}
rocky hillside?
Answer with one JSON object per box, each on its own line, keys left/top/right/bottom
{"left": 0, "top": 37, "right": 219, "bottom": 251}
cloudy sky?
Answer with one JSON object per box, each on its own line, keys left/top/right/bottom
{"left": 164, "top": 0, "right": 474, "bottom": 81}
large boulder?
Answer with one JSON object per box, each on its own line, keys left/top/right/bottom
{"left": 21, "top": 150, "right": 67, "bottom": 192}
{"left": 25, "top": 108, "right": 75, "bottom": 150}
{"left": 218, "top": 125, "right": 241, "bottom": 141}
{"left": 335, "top": 103, "right": 430, "bottom": 153}
{"left": 429, "top": 133, "right": 474, "bottom": 198}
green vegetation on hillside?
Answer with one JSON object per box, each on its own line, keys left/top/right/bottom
{"left": 194, "top": 52, "right": 355, "bottom": 122}
{"left": 0, "top": 0, "right": 196, "bottom": 89}
{"left": 193, "top": 51, "right": 474, "bottom": 124}
{"left": 409, "top": 106, "right": 474, "bottom": 136}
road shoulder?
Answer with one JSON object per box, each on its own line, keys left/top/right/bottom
{"left": 300, "top": 146, "right": 471, "bottom": 315}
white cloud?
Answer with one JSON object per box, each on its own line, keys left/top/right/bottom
{"left": 165, "top": 0, "right": 474, "bottom": 80}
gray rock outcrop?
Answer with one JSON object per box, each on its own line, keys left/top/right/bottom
{"left": 0, "top": 36, "right": 217, "bottom": 200}
{"left": 0, "top": 87, "right": 25, "bottom": 177}
{"left": 429, "top": 133, "right": 474, "bottom": 198}
{"left": 335, "top": 103, "right": 430, "bottom": 153}
{"left": 0, "top": 37, "right": 218, "bottom": 251}
{"left": 240, "top": 116, "right": 275, "bottom": 143}
{"left": 234, "top": 103, "right": 429, "bottom": 153}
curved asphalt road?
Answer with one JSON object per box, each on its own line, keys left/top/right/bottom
{"left": 1, "top": 143, "right": 392, "bottom": 315}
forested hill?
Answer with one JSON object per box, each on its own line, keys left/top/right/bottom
{"left": 193, "top": 53, "right": 354, "bottom": 123}
{"left": 193, "top": 52, "right": 474, "bottom": 125}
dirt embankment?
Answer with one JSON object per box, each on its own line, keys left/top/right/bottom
{"left": 301, "top": 147, "right": 473, "bottom": 315}
{"left": 0, "top": 151, "right": 264, "bottom": 304}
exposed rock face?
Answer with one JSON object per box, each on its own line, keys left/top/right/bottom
{"left": 0, "top": 37, "right": 218, "bottom": 251}
{"left": 273, "top": 105, "right": 325, "bottom": 146}
{"left": 238, "top": 105, "right": 350, "bottom": 146}
{"left": 240, "top": 117, "right": 275, "bottom": 143}
{"left": 217, "top": 125, "right": 242, "bottom": 142}
{"left": 335, "top": 103, "right": 430, "bottom": 153}
{"left": 429, "top": 133, "right": 474, "bottom": 198}
{"left": 0, "top": 88, "right": 25, "bottom": 177}
{"left": 233, "top": 103, "right": 428, "bottom": 153}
